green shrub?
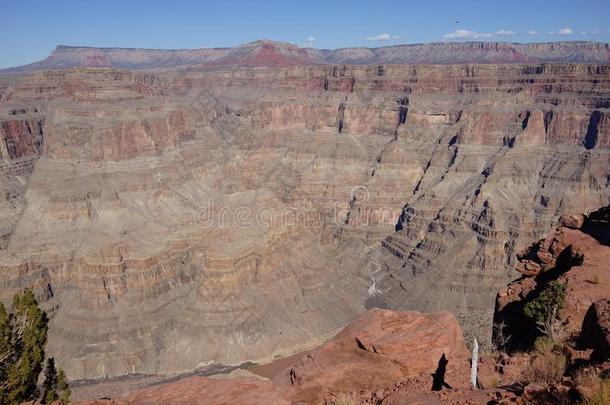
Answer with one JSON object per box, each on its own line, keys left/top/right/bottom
{"left": 57, "top": 368, "right": 71, "bottom": 404}
{"left": 524, "top": 280, "right": 566, "bottom": 340}
{"left": 533, "top": 336, "right": 556, "bottom": 354}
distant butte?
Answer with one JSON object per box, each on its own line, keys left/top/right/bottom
{"left": 1, "top": 40, "right": 609, "bottom": 71}
{"left": 202, "top": 40, "right": 319, "bottom": 68}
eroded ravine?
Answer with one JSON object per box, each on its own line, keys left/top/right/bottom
{"left": 0, "top": 63, "right": 608, "bottom": 380}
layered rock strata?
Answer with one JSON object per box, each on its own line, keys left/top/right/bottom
{"left": 4, "top": 40, "right": 610, "bottom": 72}
{"left": 0, "top": 62, "right": 608, "bottom": 379}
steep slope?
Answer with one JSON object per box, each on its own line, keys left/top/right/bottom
{"left": 68, "top": 210, "right": 610, "bottom": 402}
{"left": 0, "top": 63, "right": 608, "bottom": 381}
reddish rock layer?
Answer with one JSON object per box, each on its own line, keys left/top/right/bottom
{"left": 73, "top": 309, "right": 470, "bottom": 404}
{"left": 495, "top": 208, "right": 610, "bottom": 347}
{"left": 581, "top": 299, "right": 610, "bottom": 361}
{"left": 0, "top": 117, "right": 44, "bottom": 159}
{"left": 126, "top": 376, "right": 289, "bottom": 405}
{"left": 0, "top": 62, "right": 608, "bottom": 380}
{"left": 273, "top": 309, "right": 470, "bottom": 404}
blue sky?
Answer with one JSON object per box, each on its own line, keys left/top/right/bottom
{"left": 1, "top": 0, "right": 609, "bottom": 69}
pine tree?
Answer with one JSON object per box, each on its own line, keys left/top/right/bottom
{"left": 0, "top": 290, "right": 49, "bottom": 404}
{"left": 57, "top": 369, "right": 71, "bottom": 404}
{"left": 42, "top": 357, "right": 59, "bottom": 404}
{"left": 0, "top": 302, "right": 13, "bottom": 401}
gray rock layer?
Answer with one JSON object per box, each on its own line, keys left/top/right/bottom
{"left": 0, "top": 63, "right": 608, "bottom": 379}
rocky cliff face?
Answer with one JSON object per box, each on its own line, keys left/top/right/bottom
{"left": 3, "top": 41, "right": 609, "bottom": 72}
{"left": 320, "top": 41, "right": 610, "bottom": 65}
{"left": 0, "top": 62, "right": 608, "bottom": 380}
{"left": 494, "top": 206, "right": 610, "bottom": 347}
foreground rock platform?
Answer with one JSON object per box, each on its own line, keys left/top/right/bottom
{"left": 74, "top": 309, "right": 471, "bottom": 404}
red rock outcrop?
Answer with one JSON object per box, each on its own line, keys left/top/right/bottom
{"left": 204, "top": 40, "right": 319, "bottom": 68}
{"left": 273, "top": 309, "right": 470, "bottom": 404}
{"left": 581, "top": 299, "right": 610, "bottom": 361}
{"left": 70, "top": 309, "right": 470, "bottom": 404}
{"left": 0, "top": 117, "right": 44, "bottom": 159}
{"left": 494, "top": 206, "right": 610, "bottom": 348}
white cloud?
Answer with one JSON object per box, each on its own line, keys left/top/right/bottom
{"left": 528, "top": 30, "right": 539, "bottom": 35}
{"left": 363, "top": 33, "right": 402, "bottom": 41}
{"left": 443, "top": 29, "right": 493, "bottom": 39}
{"left": 581, "top": 31, "right": 589, "bottom": 35}
{"left": 546, "top": 28, "right": 573, "bottom": 36}
{"left": 592, "top": 30, "right": 599, "bottom": 34}
{"left": 495, "top": 29, "right": 516, "bottom": 36}
{"left": 444, "top": 29, "right": 475, "bottom": 39}
{"left": 301, "top": 36, "right": 316, "bottom": 48}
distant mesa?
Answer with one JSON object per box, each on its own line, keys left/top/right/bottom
{"left": 2, "top": 40, "right": 609, "bottom": 72}
{"left": 202, "top": 40, "right": 319, "bottom": 68}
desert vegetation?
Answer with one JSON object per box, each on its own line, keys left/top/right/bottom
{"left": 523, "top": 337, "right": 567, "bottom": 384}
{"left": 0, "top": 290, "right": 70, "bottom": 404}
{"left": 588, "top": 377, "right": 610, "bottom": 405}
{"left": 524, "top": 280, "right": 566, "bottom": 342}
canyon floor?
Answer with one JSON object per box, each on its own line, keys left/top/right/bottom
{"left": 0, "top": 40, "right": 609, "bottom": 402}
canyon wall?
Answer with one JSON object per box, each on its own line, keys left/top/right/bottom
{"left": 0, "top": 62, "right": 608, "bottom": 379}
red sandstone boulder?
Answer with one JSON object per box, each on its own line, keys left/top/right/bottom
{"left": 560, "top": 214, "right": 586, "bottom": 230}
{"left": 581, "top": 299, "right": 610, "bottom": 361}
{"left": 514, "top": 227, "right": 584, "bottom": 277}
{"left": 477, "top": 355, "right": 501, "bottom": 389}
{"left": 274, "top": 309, "right": 470, "bottom": 404}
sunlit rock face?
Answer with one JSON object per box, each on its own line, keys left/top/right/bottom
{"left": 0, "top": 62, "right": 608, "bottom": 379}
{"left": 4, "top": 40, "right": 609, "bottom": 72}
